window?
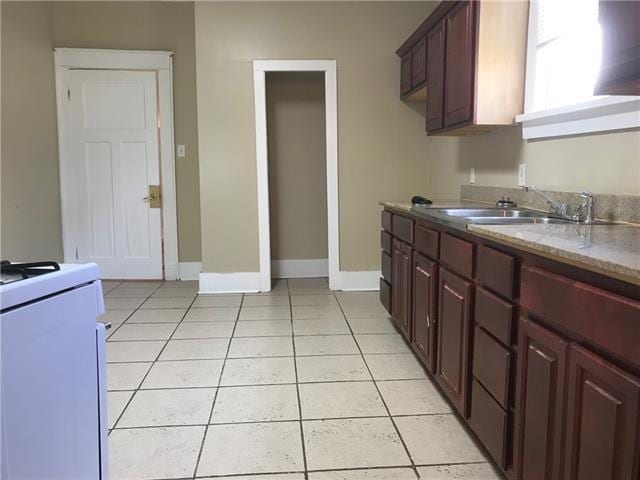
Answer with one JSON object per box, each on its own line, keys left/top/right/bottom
{"left": 517, "top": 0, "right": 640, "bottom": 139}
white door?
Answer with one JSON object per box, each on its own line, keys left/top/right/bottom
{"left": 62, "top": 69, "right": 163, "bottom": 279}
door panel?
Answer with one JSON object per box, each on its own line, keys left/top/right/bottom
{"left": 413, "top": 252, "right": 437, "bottom": 372}
{"left": 515, "top": 317, "right": 568, "bottom": 480}
{"left": 444, "top": 1, "right": 475, "bottom": 127}
{"left": 564, "top": 345, "right": 640, "bottom": 480}
{"left": 437, "top": 267, "right": 473, "bottom": 416}
{"left": 426, "top": 20, "right": 446, "bottom": 131}
{"left": 66, "top": 69, "right": 162, "bottom": 279}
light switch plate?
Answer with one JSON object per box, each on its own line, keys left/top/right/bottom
{"left": 176, "top": 145, "right": 186, "bottom": 158}
{"left": 518, "top": 164, "right": 527, "bottom": 186}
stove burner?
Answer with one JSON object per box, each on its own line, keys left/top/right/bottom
{"left": 0, "top": 261, "right": 61, "bottom": 285}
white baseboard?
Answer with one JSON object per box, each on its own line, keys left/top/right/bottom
{"left": 199, "top": 272, "right": 260, "bottom": 294}
{"left": 272, "top": 259, "right": 328, "bottom": 278}
{"left": 178, "top": 262, "right": 202, "bottom": 281}
{"left": 164, "top": 262, "right": 178, "bottom": 281}
{"left": 338, "top": 271, "right": 381, "bottom": 291}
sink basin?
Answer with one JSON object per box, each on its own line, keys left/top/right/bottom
{"left": 437, "top": 208, "right": 545, "bottom": 218}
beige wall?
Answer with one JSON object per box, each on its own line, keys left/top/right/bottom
{"left": 426, "top": 124, "right": 640, "bottom": 199}
{"left": 52, "top": 1, "right": 202, "bottom": 262}
{"left": 1, "top": 2, "right": 63, "bottom": 261}
{"left": 195, "top": 1, "right": 434, "bottom": 273}
{"left": 266, "top": 72, "right": 327, "bottom": 261}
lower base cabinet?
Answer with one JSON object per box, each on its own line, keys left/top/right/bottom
{"left": 469, "top": 379, "right": 509, "bottom": 469}
{"left": 412, "top": 252, "right": 437, "bottom": 373}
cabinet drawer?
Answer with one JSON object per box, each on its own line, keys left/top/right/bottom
{"left": 379, "top": 278, "right": 392, "bottom": 315}
{"left": 475, "top": 287, "right": 514, "bottom": 346}
{"left": 521, "top": 266, "right": 640, "bottom": 368}
{"left": 414, "top": 223, "right": 439, "bottom": 259}
{"left": 381, "top": 210, "right": 393, "bottom": 233}
{"left": 381, "top": 230, "right": 392, "bottom": 255}
{"left": 473, "top": 326, "right": 511, "bottom": 408}
{"left": 477, "top": 245, "right": 516, "bottom": 299}
{"left": 392, "top": 215, "right": 414, "bottom": 244}
{"left": 381, "top": 252, "right": 392, "bottom": 283}
{"left": 469, "top": 379, "right": 508, "bottom": 469}
{"left": 440, "top": 233, "right": 474, "bottom": 278}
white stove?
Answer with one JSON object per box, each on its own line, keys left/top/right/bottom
{"left": 1, "top": 262, "right": 108, "bottom": 479}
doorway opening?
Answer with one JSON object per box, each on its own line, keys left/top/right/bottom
{"left": 253, "top": 60, "right": 339, "bottom": 292}
{"left": 266, "top": 72, "right": 328, "bottom": 281}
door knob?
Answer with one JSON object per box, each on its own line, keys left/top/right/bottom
{"left": 143, "top": 185, "right": 161, "bottom": 208}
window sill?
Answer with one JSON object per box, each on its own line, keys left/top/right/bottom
{"left": 516, "top": 96, "right": 640, "bottom": 140}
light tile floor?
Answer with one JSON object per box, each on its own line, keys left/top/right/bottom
{"left": 101, "top": 278, "right": 500, "bottom": 480}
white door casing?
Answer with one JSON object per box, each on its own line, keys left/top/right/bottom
{"left": 63, "top": 69, "right": 162, "bottom": 279}
{"left": 54, "top": 48, "right": 179, "bottom": 280}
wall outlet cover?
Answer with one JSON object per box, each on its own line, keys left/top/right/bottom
{"left": 470, "top": 167, "right": 476, "bottom": 184}
{"left": 518, "top": 164, "right": 527, "bottom": 186}
{"left": 176, "top": 145, "right": 186, "bottom": 158}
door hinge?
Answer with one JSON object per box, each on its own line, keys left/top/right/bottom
{"left": 67, "top": 88, "right": 71, "bottom": 101}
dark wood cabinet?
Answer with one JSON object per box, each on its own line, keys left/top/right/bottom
{"left": 444, "top": 1, "right": 475, "bottom": 127}
{"left": 437, "top": 267, "right": 473, "bottom": 416}
{"left": 412, "top": 252, "right": 437, "bottom": 373}
{"left": 426, "top": 20, "right": 445, "bottom": 131}
{"left": 400, "top": 53, "right": 412, "bottom": 95}
{"left": 595, "top": 0, "right": 640, "bottom": 95}
{"left": 515, "top": 317, "right": 569, "bottom": 480}
{"left": 392, "top": 238, "right": 413, "bottom": 341}
{"left": 411, "top": 36, "right": 427, "bottom": 88}
{"left": 564, "top": 345, "right": 640, "bottom": 480}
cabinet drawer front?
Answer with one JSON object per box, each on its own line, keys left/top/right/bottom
{"left": 473, "top": 326, "right": 511, "bottom": 409}
{"left": 521, "top": 266, "right": 640, "bottom": 368}
{"left": 381, "top": 251, "right": 392, "bottom": 283}
{"left": 379, "top": 278, "right": 392, "bottom": 315}
{"left": 441, "top": 233, "right": 474, "bottom": 278}
{"left": 469, "top": 379, "right": 508, "bottom": 469}
{"left": 477, "top": 245, "right": 516, "bottom": 299}
{"left": 381, "top": 230, "right": 392, "bottom": 255}
{"left": 393, "top": 215, "right": 414, "bottom": 244}
{"left": 475, "top": 287, "right": 514, "bottom": 346}
{"left": 414, "top": 223, "right": 439, "bottom": 259}
{"left": 381, "top": 210, "right": 393, "bottom": 233}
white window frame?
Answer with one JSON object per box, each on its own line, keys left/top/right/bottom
{"left": 516, "top": 0, "right": 640, "bottom": 140}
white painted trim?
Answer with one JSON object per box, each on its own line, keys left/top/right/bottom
{"left": 198, "top": 272, "right": 260, "bottom": 294}
{"left": 271, "top": 259, "right": 328, "bottom": 279}
{"left": 178, "top": 262, "right": 202, "bottom": 281}
{"left": 252, "top": 60, "right": 340, "bottom": 292}
{"left": 339, "top": 271, "right": 381, "bottom": 292}
{"left": 54, "top": 48, "right": 179, "bottom": 280}
{"left": 517, "top": 97, "right": 640, "bottom": 139}
{"left": 519, "top": 3, "right": 640, "bottom": 140}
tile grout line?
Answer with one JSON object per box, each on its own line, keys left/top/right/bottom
{"left": 109, "top": 283, "right": 200, "bottom": 432}
{"left": 192, "top": 292, "right": 246, "bottom": 478}
{"left": 333, "top": 291, "right": 421, "bottom": 478}
{"left": 287, "top": 279, "right": 310, "bottom": 480}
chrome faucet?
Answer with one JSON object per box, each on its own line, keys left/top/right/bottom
{"left": 524, "top": 186, "right": 569, "bottom": 217}
{"left": 524, "top": 186, "right": 595, "bottom": 223}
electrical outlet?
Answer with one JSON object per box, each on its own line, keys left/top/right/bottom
{"left": 470, "top": 167, "right": 476, "bottom": 184}
{"left": 518, "top": 164, "right": 527, "bottom": 186}
{"left": 176, "top": 145, "right": 186, "bottom": 158}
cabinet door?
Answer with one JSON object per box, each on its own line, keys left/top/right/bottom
{"left": 411, "top": 36, "right": 427, "bottom": 88}
{"left": 595, "top": 0, "right": 640, "bottom": 95}
{"left": 399, "top": 241, "right": 413, "bottom": 341}
{"left": 564, "top": 344, "right": 640, "bottom": 480}
{"left": 413, "top": 252, "right": 437, "bottom": 373}
{"left": 400, "top": 52, "right": 412, "bottom": 95}
{"left": 391, "top": 238, "right": 403, "bottom": 326}
{"left": 426, "top": 20, "right": 446, "bottom": 131}
{"left": 444, "top": 1, "right": 476, "bottom": 127}
{"left": 436, "top": 267, "right": 473, "bottom": 416}
{"left": 514, "top": 317, "right": 569, "bottom": 480}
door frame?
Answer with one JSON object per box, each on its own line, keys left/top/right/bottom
{"left": 253, "top": 60, "right": 339, "bottom": 291}
{"left": 54, "top": 48, "right": 179, "bottom": 280}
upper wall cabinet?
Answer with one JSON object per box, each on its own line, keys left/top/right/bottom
{"left": 396, "top": 0, "right": 529, "bottom": 136}
{"left": 594, "top": 0, "right": 640, "bottom": 95}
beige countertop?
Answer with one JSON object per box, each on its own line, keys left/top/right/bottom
{"left": 468, "top": 223, "right": 640, "bottom": 286}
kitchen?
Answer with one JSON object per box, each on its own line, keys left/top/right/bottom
{"left": 1, "top": 1, "right": 639, "bottom": 479}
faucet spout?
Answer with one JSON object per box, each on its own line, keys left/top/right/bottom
{"left": 524, "top": 186, "right": 567, "bottom": 217}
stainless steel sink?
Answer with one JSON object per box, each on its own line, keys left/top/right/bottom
{"left": 437, "top": 208, "right": 543, "bottom": 218}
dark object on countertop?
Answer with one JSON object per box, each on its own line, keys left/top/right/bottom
{"left": 412, "top": 195, "right": 433, "bottom": 205}
{"left": 496, "top": 196, "right": 517, "bottom": 208}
